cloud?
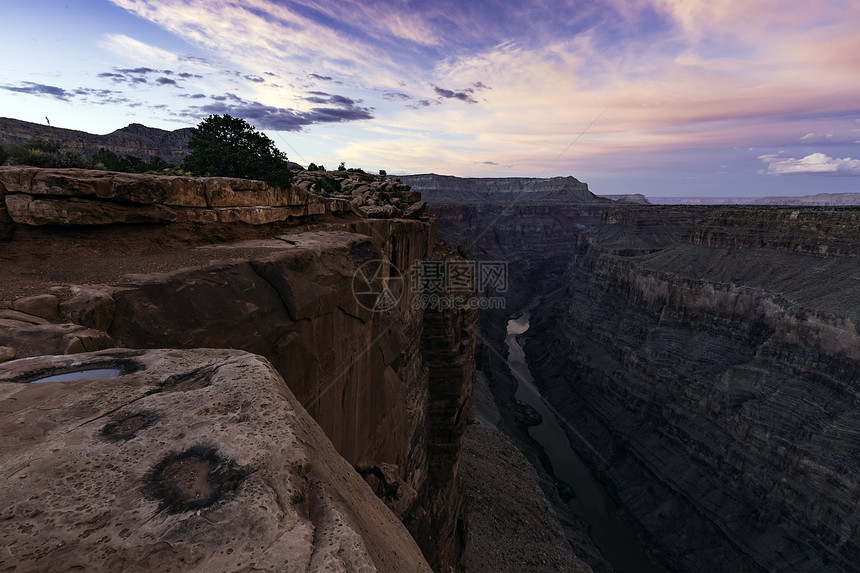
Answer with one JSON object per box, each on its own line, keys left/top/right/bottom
{"left": 383, "top": 92, "right": 413, "bottom": 101}
{"left": 1, "top": 82, "right": 132, "bottom": 106}
{"left": 98, "top": 66, "right": 201, "bottom": 87}
{"left": 309, "top": 73, "right": 333, "bottom": 81}
{"left": 433, "top": 85, "right": 478, "bottom": 104}
{"left": 759, "top": 153, "right": 860, "bottom": 175}
{"left": 305, "top": 93, "right": 356, "bottom": 106}
{"left": 100, "top": 34, "right": 180, "bottom": 66}
{"left": 183, "top": 92, "right": 373, "bottom": 131}
{"left": 1, "top": 82, "right": 71, "bottom": 100}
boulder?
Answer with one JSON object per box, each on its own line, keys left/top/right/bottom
{"left": 359, "top": 205, "right": 399, "bottom": 219}
{"left": 0, "top": 348, "right": 432, "bottom": 573}
{"left": 60, "top": 288, "right": 117, "bottom": 331}
{"left": 402, "top": 201, "right": 427, "bottom": 220}
{"left": 12, "top": 293, "right": 59, "bottom": 320}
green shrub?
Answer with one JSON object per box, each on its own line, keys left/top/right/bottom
{"left": 182, "top": 114, "right": 293, "bottom": 187}
{"left": 312, "top": 175, "right": 341, "bottom": 196}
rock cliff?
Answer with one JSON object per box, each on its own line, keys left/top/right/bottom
{"left": 0, "top": 167, "right": 475, "bottom": 572}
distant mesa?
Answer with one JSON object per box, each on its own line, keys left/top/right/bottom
{"left": 400, "top": 173, "right": 610, "bottom": 204}
{"left": 0, "top": 117, "right": 192, "bottom": 165}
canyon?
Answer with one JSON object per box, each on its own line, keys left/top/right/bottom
{"left": 406, "top": 174, "right": 860, "bottom": 573}
{"left": 2, "top": 161, "right": 859, "bottom": 573}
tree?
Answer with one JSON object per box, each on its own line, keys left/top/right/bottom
{"left": 182, "top": 114, "right": 293, "bottom": 187}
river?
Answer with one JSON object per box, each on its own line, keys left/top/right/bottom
{"left": 507, "top": 307, "right": 668, "bottom": 573}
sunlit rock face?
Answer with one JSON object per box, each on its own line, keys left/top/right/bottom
{"left": 0, "top": 348, "right": 432, "bottom": 573}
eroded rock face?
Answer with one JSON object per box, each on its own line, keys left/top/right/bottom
{"left": 0, "top": 167, "right": 327, "bottom": 226}
{"left": 0, "top": 348, "right": 431, "bottom": 572}
{"left": 525, "top": 207, "right": 860, "bottom": 572}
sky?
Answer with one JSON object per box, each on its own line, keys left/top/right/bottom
{"left": 2, "top": 0, "right": 860, "bottom": 198}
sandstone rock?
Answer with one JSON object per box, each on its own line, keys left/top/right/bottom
{"left": 403, "top": 201, "right": 427, "bottom": 220}
{"left": 61, "top": 288, "right": 117, "bottom": 331}
{"left": 0, "top": 348, "right": 432, "bottom": 573}
{"left": 0, "top": 322, "right": 115, "bottom": 358}
{"left": 0, "top": 346, "right": 15, "bottom": 363}
{"left": 360, "top": 205, "right": 399, "bottom": 219}
{"left": 12, "top": 293, "right": 59, "bottom": 320}
{"left": 0, "top": 308, "right": 51, "bottom": 325}
{"left": 5, "top": 194, "right": 181, "bottom": 225}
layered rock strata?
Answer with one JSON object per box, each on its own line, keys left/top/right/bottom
{"left": 526, "top": 207, "right": 860, "bottom": 572}
{"left": 0, "top": 348, "right": 431, "bottom": 572}
{"left": 0, "top": 167, "right": 425, "bottom": 229}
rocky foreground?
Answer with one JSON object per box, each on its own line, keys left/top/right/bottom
{"left": 0, "top": 166, "right": 468, "bottom": 572}
{"left": 0, "top": 348, "right": 429, "bottom": 572}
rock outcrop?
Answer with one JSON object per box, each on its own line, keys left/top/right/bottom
{"left": 0, "top": 167, "right": 473, "bottom": 572}
{"left": 0, "top": 348, "right": 431, "bottom": 572}
{"left": 0, "top": 167, "right": 424, "bottom": 231}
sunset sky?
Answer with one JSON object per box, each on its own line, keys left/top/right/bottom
{"left": 2, "top": 0, "right": 860, "bottom": 197}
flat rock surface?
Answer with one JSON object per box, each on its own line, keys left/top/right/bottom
{"left": 0, "top": 348, "right": 431, "bottom": 573}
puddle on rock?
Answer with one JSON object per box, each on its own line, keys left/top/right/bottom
{"left": 29, "top": 368, "right": 124, "bottom": 384}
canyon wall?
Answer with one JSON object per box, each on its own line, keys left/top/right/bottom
{"left": 527, "top": 207, "right": 860, "bottom": 572}
{"left": 0, "top": 167, "right": 475, "bottom": 572}
{"left": 429, "top": 190, "right": 860, "bottom": 572}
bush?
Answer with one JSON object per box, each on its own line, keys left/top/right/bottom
{"left": 1, "top": 138, "right": 88, "bottom": 168}
{"left": 379, "top": 169, "right": 387, "bottom": 176}
{"left": 312, "top": 175, "right": 342, "bottom": 196}
{"left": 182, "top": 114, "right": 293, "bottom": 187}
